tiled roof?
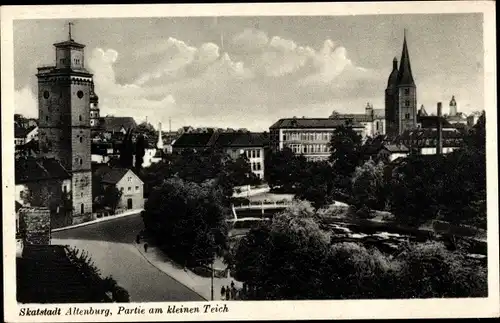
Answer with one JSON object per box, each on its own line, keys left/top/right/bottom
{"left": 330, "top": 114, "right": 374, "bottom": 122}
{"left": 15, "top": 157, "right": 70, "bottom": 184}
{"left": 213, "top": 132, "right": 268, "bottom": 148}
{"left": 382, "top": 144, "right": 410, "bottom": 153}
{"left": 98, "top": 117, "right": 137, "bottom": 133}
{"left": 172, "top": 132, "right": 215, "bottom": 148}
{"left": 15, "top": 125, "right": 31, "bottom": 138}
{"left": 269, "top": 118, "right": 364, "bottom": 129}
{"left": 17, "top": 245, "right": 96, "bottom": 303}
{"left": 101, "top": 168, "right": 131, "bottom": 184}
{"left": 418, "top": 115, "right": 454, "bottom": 129}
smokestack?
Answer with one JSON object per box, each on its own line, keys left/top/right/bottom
{"left": 437, "top": 102, "right": 443, "bottom": 155}
{"left": 169, "top": 117, "right": 172, "bottom": 133}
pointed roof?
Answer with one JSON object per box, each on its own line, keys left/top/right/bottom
{"left": 418, "top": 105, "right": 428, "bottom": 116}
{"left": 386, "top": 57, "right": 399, "bottom": 88}
{"left": 450, "top": 95, "right": 457, "bottom": 106}
{"left": 397, "top": 30, "right": 415, "bottom": 86}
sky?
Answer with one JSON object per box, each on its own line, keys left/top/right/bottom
{"left": 14, "top": 14, "right": 483, "bottom": 132}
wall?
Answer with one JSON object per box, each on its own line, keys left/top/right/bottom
{"left": 115, "top": 171, "right": 144, "bottom": 211}
{"left": 19, "top": 207, "right": 51, "bottom": 245}
{"left": 420, "top": 147, "right": 458, "bottom": 155}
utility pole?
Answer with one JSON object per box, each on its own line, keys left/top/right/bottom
{"left": 211, "top": 261, "right": 214, "bottom": 301}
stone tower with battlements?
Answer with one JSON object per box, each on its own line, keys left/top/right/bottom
{"left": 36, "top": 25, "right": 93, "bottom": 221}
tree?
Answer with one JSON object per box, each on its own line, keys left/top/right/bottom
{"left": 328, "top": 122, "right": 363, "bottom": 196}
{"left": 351, "top": 159, "right": 387, "bottom": 212}
{"left": 142, "top": 178, "right": 229, "bottom": 267}
{"left": 136, "top": 121, "right": 156, "bottom": 137}
{"left": 295, "top": 161, "right": 335, "bottom": 209}
{"left": 265, "top": 147, "right": 308, "bottom": 192}
{"left": 329, "top": 122, "right": 363, "bottom": 176}
{"left": 102, "top": 185, "right": 123, "bottom": 215}
{"left": 135, "top": 134, "right": 146, "bottom": 174}
{"left": 119, "top": 129, "right": 134, "bottom": 168}
{"left": 65, "top": 247, "right": 130, "bottom": 302}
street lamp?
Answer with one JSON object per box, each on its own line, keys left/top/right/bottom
{"left": 197, "top": 256, "right": 215, "bottom": 301}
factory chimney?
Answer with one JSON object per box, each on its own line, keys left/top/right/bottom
{"left": 436, "top": 102, "right": 443, "bottom": 155}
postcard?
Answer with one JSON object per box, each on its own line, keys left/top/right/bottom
{"left": 2, "top": 2, "right": 499, "bottom": 322}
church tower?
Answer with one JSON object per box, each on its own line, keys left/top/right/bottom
{"left": 385, "top": 30, "right": 417, "bottom": 137}
{"left": 385, "top": 57, "right": 399, "bottom": 136}
{"left": 395, "top": 30, "right": 417, "bottom": 134}
{"left": 449, "top": 95, "right": 457, "bottom": 116}
{"left": 36, "top": 23, "right": 93, "bottom": 221}
{"left": 89, "top": 83, "right": 100, "bottom": 127}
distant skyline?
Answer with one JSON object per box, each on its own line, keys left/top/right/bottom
{"left": 14, "top": 14, "right": 483, "bottom": 131}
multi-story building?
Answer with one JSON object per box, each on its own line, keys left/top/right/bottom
{"left": 329, "top": 103, "right": 386, "bottom": 138}
{"left": 385, "top": 30, "right": 418, "bottom": 137}
{"left": 172, "top": 131, "right": 268, "bottom": 179}
{"left": 269, "top": 118, "right": 365, "bottom": 162}
{"left": 36, "top": 30, "right": 93, "bottom": 221}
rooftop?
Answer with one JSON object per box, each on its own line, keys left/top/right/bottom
{"left": 15, "top": 157, "right": 70, "bottom": 184}
{"left": 270, "top": 118, "right": 364, "bottom": 129}
{"left": 98, "top": 116, "right": 137, "bottom": 133}
{"left": 101, "top": 168, "right": 136, "bottom": 185}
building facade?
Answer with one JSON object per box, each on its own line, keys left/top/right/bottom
{"left": 385, "top": 31, "right": 418, "bottom": 137}
{"left": 329, "top": 103, "right": 386, "bottom": 138}
{"left": 36, "top": 33, "right": 93, "bottom": 220}
{"left": 269, "top": 118, "right": 365, "bottom": 162}
{"left": 101, "top": 168, "right": 144, "bottom": 212}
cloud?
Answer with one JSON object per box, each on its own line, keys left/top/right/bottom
{"left": 87, "top": 47, "right": 177, "bottom": 124}
{"left": 15, "top": 86, "right": 38, "bottom": 118}
{"left": 13, "top": 29, "right": 380, "bottom": 130}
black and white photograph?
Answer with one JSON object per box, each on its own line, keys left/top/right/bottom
{"left": 2, "top": 2, "right": 498, "bottom": 321}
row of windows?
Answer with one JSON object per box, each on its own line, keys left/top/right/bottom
{"left": 288, "top": 144, "right": 329, "bottom": 154}
{"left": 120, "top": 186, "right": 140, "bottom": 192}
{"left": 283, "top": 132, "right": 332, "bottom": 142}
{"left": 59, "top": 58, "right": 81, "bottom": 65}
{"left": 251, "top": 162, "right": 262, "bottom": 171}
{"left": 245, "top": 149, "right": 261, "bottom": 159}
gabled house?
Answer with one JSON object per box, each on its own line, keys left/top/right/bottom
{"left": 15, "top": 125, "right": 38, "bottom": 146}
{"left": 101, "top": 168, "right": 144, "bottom": 212}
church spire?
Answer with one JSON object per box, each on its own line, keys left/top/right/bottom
{"left": 397, "top": 29, "right": 415, "bottom": 86}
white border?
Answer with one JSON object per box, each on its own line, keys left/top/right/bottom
{"left": 2, "top": 2, "right": 498, "bottom": 322}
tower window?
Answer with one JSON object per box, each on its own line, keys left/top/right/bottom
{"left": 77, "top": 91, "right": 84, "bottom": 99}
{"left": 79, "top": 115, "right": 82, "bottom": 121}
{"left": 405, "top": 100, "right": 410, "bottom": 107}
{"left": 405, "top": 113, "right": 411, "bottom": 119}
{"left": 79, "top": 137, "right": 83, "bottom": 143}
{"left": 43, "top": 91, "right": 50, "bottom": 99}
{"left": 81, "top": 204, "right": 84, "bottom": 215}
{"left": 79, "top": 158, "right": 83, "bottom": 165}
{"left": 404, "top": 88, "right": 410, "bottom": 95}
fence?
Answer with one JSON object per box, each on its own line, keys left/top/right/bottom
{"left": 233, "top": 200, "right": 293, "bottom": 211}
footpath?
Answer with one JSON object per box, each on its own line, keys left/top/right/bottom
{"left": 52, "top": 209, "right": 144, "bottom": 232}
{"left": 133, "top": 240, "right": 243, "bottom": 301}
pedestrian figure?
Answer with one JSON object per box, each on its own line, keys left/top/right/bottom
{"left": 231, "top": 286, "right": 237, "bottom": 300}
{"left": 144, "top": 243, "right": 148, "bottom": 253}
{"left": 136, "top": 234, "right": 140, "bottom": 244}
{"left": 225, "top": 285, "right": 231, "bottom": 300}
{"left": 220, "top": 286, "right": 226, "bottom": 301}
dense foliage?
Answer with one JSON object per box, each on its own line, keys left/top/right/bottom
{"left": 143, "top": 177, "right": 229, "bottom": 267}
{"left": 231, "top": 202, "right": 486, "bottom": 300}
{"left": 119, "top": 129, "right": 134, "bottom": 168}
{"left": 66, "top": 247, "right": 130, "bottom": 302}
{"left": 140, "top": 148, "right": 258, "bottom": 202}
{"left": 134, "top": 134, "right": 146, "bottom": 174}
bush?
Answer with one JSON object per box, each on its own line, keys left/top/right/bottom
{"left": 66, "top": 247, "right": 130, "bottom": 302}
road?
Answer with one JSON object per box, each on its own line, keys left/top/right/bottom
{"left": 52, "top": 213, "right": 205, "bottom": 302}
